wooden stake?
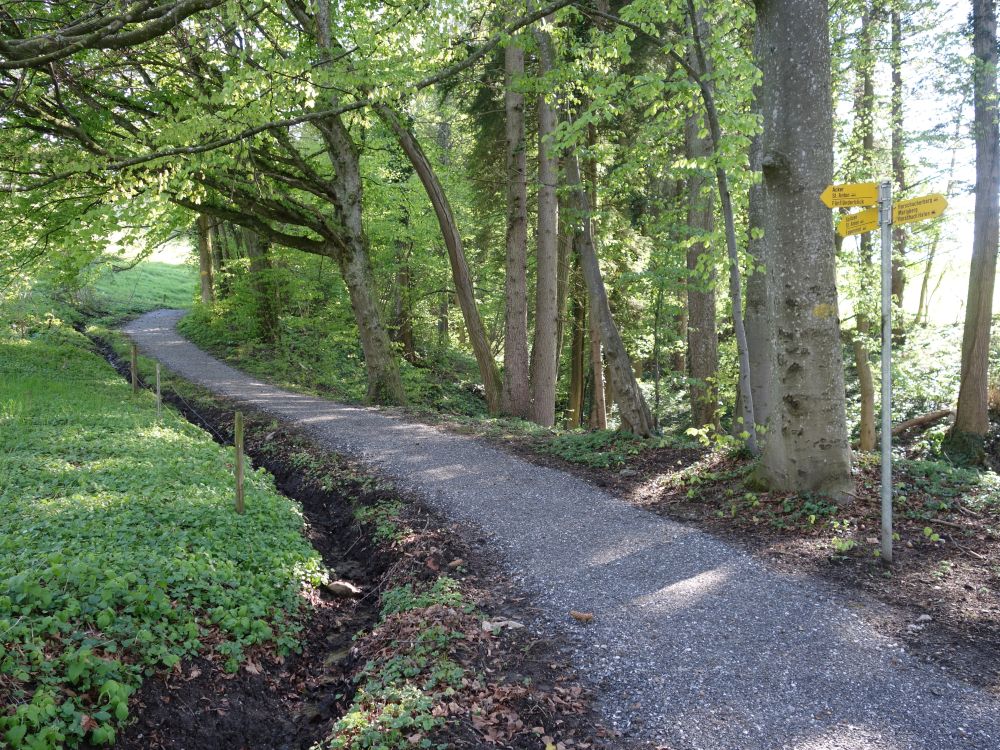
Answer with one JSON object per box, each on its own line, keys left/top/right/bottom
{"left": 155, "top": 363, "right": 161, "bottom": 421}
{"left": 130, "top": 344, "right": 139, "bottom": 393}
{"left": 234, "top": 411, "right": 245, "bottom": 515}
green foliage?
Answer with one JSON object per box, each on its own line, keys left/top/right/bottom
{"left": 353, "top": 500, "right": 406, "bottom": 545}
{"left": 0, "top": 310, "right": 324, "bottom": 748}
{"left": 539, "top": 429, "right": 685, "bottom": 469}
{"left": 379, "top": 578, "right": 470, "bottom": 619}
{"left": 317, "top": 577, "right": 471, "bottom": 750}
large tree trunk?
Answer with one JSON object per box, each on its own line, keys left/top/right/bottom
{"left": 565, "top": 152, "right": 655, "bottom": 436}
{"left": 685, "top": 0, "right": 757, "bottom": 451}
{"left": 530, "top": 24, "right": 560, "bottom": 427}
{"left": 335, "top": 239, "right": 407, "bottom": 405}
{"left": 746, "top": 23, "right": 772, "bottom": 430}
{"left": 313, "top": 113, "right": 406, "bottom": 406}
{"left": 197, "top": 214, "right": 214, "bottom": 304}
{"left": 378, "top": 105, "right": 502, "bottom": 413}
{"left": 502, "top": 37, "right": 531, "bottom": 418}
{"left": 684, "top": 111, "right": 720, "bottom": 430}
{"left": 754, "top": 0, "right": 853, "bottom": 498}
{"left": 208, "top": 218, "right": 225, "bottom": 295}
{"left": 948, "top": 0, "right": 1000, "bottom": 456}
{"left": 393, "top": 242, "right": 417, "bottom": 362}
{"left": 851, "top": 4, "right": 877, "bottom": 452}
{"left": 555, "top": 192, "right": 573, "bottom": 365}
{"left": 566, "top": 267, "right": 586, "bottom": 428}
{"left": 588, "top": 317, "right": 607, "bottom": 429}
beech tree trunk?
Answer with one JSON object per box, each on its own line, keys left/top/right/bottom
{"left": 684, "top": 111, "right": 720, "bottom": 431}
{"left": 502, "top": 37, "right": 531, "bottom": 418}
{"left": 754, "top": 0, "right": 853, "bottom": 497}
{"left": 378, "top": 104, "right": 503, "bottom": 413}
{"left": 565, "top": 152, "right": 655, "bottom": 437}
{"left": 566, "top": 268, "right": 586, "bottom": 428}
{"left": 746, "top": 21, "right": 772, "bottom": 430}
{"left": 314, "top": 113, "right": 406, "bottom": 406}
{"left": 588, "top": 317, "right": 607, "bottom": 429}
{"left": 851, "top": 4, "right": 877, "bottom": 452}
{"left": 393, "top": 242, "right": 417, "bottom": 362}
{"left": 530, "top": 24, "right": 559, "bottom": 427}
{"left": 197, "top": 214, "right": 214, "bottom": 304}
{"left": 555, "top": 193, "right": 573, "bottom": 364}
{"left": 949, "top": 0, "right": 1000, "bottom": 453}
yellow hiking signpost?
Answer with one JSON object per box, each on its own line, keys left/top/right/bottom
{"left": 893, "top": 193, "right": 948, "bottom": 226}
{"left": 820, "top": 181, "right": 948, "bottom": 566}
{"left": 837, "top": 207, "right": 879, "bottom": 237}
{"left": 820, "top": 181, "right": 879, "bottom": 208}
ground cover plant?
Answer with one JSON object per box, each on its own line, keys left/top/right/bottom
{"left": 0, "top": 310, "right": 325, "bottom": 748}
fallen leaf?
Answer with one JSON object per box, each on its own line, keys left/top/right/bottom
{"left": 569, "top": 610, "right": 593, "bottom": 623}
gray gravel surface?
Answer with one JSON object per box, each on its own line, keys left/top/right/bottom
{"left": 125, "top": 309, "right": 1000, "bottom": 750}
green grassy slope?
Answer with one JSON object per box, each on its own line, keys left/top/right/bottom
{"left": 0, "top": 311, "right": 324, "bottom": 749}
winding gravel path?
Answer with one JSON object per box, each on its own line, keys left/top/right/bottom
{"left": 125, "top": 309, "right": 1000, "bottom": 750}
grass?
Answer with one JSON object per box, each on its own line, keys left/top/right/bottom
{"left": 0, "top": 307, "right": 326, "bottom": 749}
{"left": 74, "top": 250, "right": 197, "bottom": 323}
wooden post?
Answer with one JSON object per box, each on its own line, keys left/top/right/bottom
{"left": 155, "top": 364, "right": 161, "bottom": 421}
{"left": 130, "top": 344, "right": 139, "bottom": 393}
{"left": 234, "top": 411, "right": 245, "bottom": 515}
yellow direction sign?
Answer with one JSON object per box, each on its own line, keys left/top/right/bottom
{"left": 893, "top": 193, "right": 948, "bottom": 225}
{"left": 837, "top": 207, "right": 879, "bottom": 237}
{"left": 821, "top": 182, "right": 879, "bottom": 208}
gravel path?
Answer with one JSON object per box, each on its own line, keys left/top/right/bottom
{"left": 125, "top": 309, "right": 1000, "bottom": 750}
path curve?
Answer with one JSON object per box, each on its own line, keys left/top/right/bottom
{"left": 126, "top": 309, "right": 999, "bottom": 750}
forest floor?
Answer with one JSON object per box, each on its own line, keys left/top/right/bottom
{"left": 122, "top": 308, "right": 1000, "bottom": 750}
{"left": 425, "top": 416, "right": 1000, "bottom": 695}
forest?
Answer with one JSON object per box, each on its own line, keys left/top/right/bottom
{"left": 2, "top": 1, "right": 1000, "bottom": 749}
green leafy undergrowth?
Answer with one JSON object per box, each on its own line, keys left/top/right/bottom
{"left": 179, "top": 303, "right": 488, "bottom": 416}
{"left": 318, "top": 577, "right": 475, "bottom": 750}
{"left": 538, "top": 429, "right": 686, "bottom": 469}
{"left": 0, "top": 318, "right": 325, "bottom": 748}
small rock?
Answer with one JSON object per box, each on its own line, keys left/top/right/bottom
{"left": 323, "top": 647, "right": 351, "bottom": 667}
{"left": 907, "top": 623, "right": 924, "bottom": 633}
{"left": 324, "top": 580, "right": 361, "bottom": 597}
{"left": 619, "top": 468, "right": 639, "bottom": 477}
{"left": 916, "top": 614, "right": 933, "bottom": 624}
{"left": 482, "top": 619, "right": 525, "bottom": 633}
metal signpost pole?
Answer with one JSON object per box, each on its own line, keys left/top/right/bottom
{"left": 879, "top": 180, "right": 893, "bottom": 563}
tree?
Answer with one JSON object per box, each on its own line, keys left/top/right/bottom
{"left": 754, "top": 0, "right": 854, "bottom": 497}
{"left": 502, "top": 33, "right": 531, "bottom": 419}
{"left": 946, "top": 0, "right": 1000, "bottom": 459}
{"left": 530, "top": 20, "right": 561, "bottom": 427}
